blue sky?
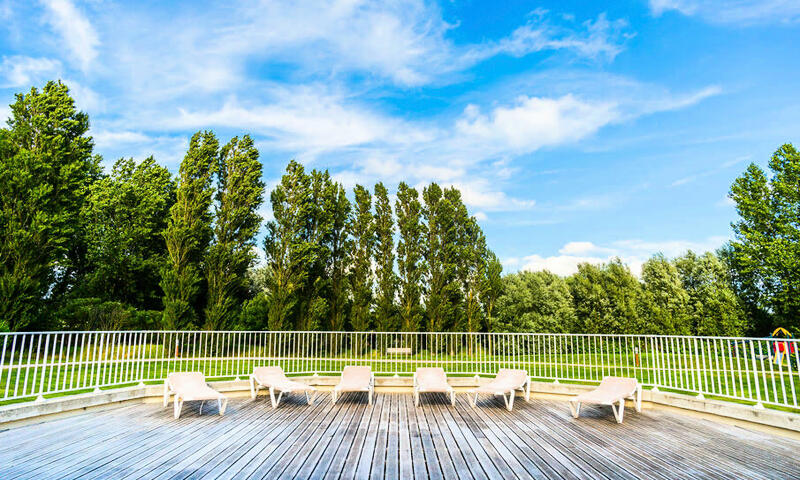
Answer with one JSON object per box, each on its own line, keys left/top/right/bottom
{"left": 2, "top": 0, "right": 799, "bottom": 275}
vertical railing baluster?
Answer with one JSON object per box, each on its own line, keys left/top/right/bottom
{"left": 4, "top": 335, "right": 17, "bottom": 399}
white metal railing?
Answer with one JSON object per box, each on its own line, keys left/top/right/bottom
{"left": 0, "top": 331, "right": 798, "bottom": 411}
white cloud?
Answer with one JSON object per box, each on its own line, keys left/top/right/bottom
{"left": 510, "top": 236, "right": 728, "bottom": 276}
{"left": 558, "top": 241, "right": 615, "bottom": 255}
{"left": 473, "top": 211, "right": 488, "bottom": 221}
{"left": 0, "top": 56, "right": 61, "bottom": 87}
{"left": 91, "top": 130, "right": 152, "bottom": 149}
{"left": 455, "top": 94, "right": 619, "bottom": 154}
{"left": 649, "top": 0, "right": 800, "bottom": 24}
{"left": 41, "top": 0, "right": 99, "bottom": 70}
{"left": 716, "top": 196, "right": 736, "bottom": 207}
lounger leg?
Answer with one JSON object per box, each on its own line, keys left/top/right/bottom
{"left": 250, "top": 376, "right": 256, "bottom": 400}
{"left": 174, "top": 397, "right": 183, "bottom": 419}
{"left": 507, "top": 391, "right": 515, "bottom": 411}
{"left": 611, "top": 400, "right": 624, "bottom": 423}
{"left": 635, "top": 387, "right": 642, "bottom": 413}
{"left": 276, "top": 391, "right": 284, "bottom": 407}
{"left": 414, "top": 389, "right": 419, "bottom": 407}
{"left": 163, "top": 383, "right": 170, "bottom": 408}
{"left": 199, "top": 400, "right": 204, "bottom": 415}
{"left": 569, "top": 401, "right": 580, "bottom": 418}
{"left": 219, "top": 397, "right": 227, "bottom": 415}
{"left": 524, "top": 379, "right": 531, "bottom": 402}
{"left": 269, "top": 387, "right": 277, "bottom": 408}
{"left": 332, "top": 390, "right": 336, "bottom": 405}
{"left": 450, "top": 390, "right": 455, "bottom": 406}
{"left": 309, "top": 391, "right": 317, "bottom": 405}
{"left": 368, "top": 388, "right": 373, "bottom": 406}
{"left": 471, "top": 392, "right": 478, "bottom": 408}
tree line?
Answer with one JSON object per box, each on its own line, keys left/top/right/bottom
{"left": 495, "top": 252, "right": 745, "bottom": 337}
{"left": 1, "top": 81, "right": 798, "bottom": 336}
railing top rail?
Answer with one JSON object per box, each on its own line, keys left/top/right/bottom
{"left": 0, "top": 330, "right": 796, "bottom": 342}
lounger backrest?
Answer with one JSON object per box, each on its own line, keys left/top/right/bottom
{"left": 253, "top": 366, "right": 288, "bottom": 384}
{"left": 168, "top": 372, "right": 206, "bottom": 391}
{"left": 597, "top": 376, "right": 638, "bottom": 397}
{"left": 416, "top": 367, "right": 447, "bottom": 386}
{"left": 494, "top": 368, "right": 528, "bottom": 388}
{"left": 342, "top": 366, "right": 372, "bottom": 384}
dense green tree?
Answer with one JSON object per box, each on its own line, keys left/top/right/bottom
{"left": 640, "top": 254, "right": 691, "bottom": 335}
{"left": 396, "top": 182, "right": 426, "bottom": 332}
{"left": 718, "top": 243, "right": 770, "bottom": 335}
{"left": 204, "top": 135, "right": 264, "bottom": 329}
{"left": 263, "top": 161, "right": 312, "bottom": 330}
{"left": 0, "top": 81, "right": 99, "bottom": 331}
{"left": 348, "top": 185, "right": 375, "bottom": 332}
{"left": 81, "top": 157, "right": 175, "bottom": 310}
{"left": 373, "top": 182, "right": 397, "bottom": 331}
{"left": 568, "top": 259, "right": 642, "bottom": 334}
{"left": 729, "top": 144, "right": 800, "bottom": 333}
{"left": 675, "top": 251, "right": 746, "bottom": 336}
{"left": 238, "top": 291, "right": 270, "bottom": 330}
{"left": 494, "top": 271, "right": 575, "bottom": 332}
{"left": 160, "top": 131, "right": 219, "bottom": 330}
{"left": 326, "top": 181, "right": 351, "bottom": 331}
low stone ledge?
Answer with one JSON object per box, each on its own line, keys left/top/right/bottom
{"left": 0, "top": 386, "right": 149, "bottom": 427}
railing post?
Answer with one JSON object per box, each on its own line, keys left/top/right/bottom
{"left": 94, "top": 332, "right": 105, "bottom": 393}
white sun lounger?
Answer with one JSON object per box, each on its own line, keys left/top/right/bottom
{"left": 413, "top": 367, "right": 455, "bottom": 406}
{"left": 469, "top": 368, "right": 530, "bottom": 411}
{"left": 332, "top": 366, "right": 374, "bottom": 405}
{"left": 163, "top": 372, "right": 228, "bottom": 419}
{"left": 250, "top": 366, "right": 317, "bottom": 408}
{"left": 569, "top": 376, "right": 642, "bottom": 423}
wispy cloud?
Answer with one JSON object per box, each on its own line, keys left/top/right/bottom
{"left": 649, "top": 0, "right": 800, "bottom": 24}
{"left": 0, "top": 56, "right": 61, "bottom": 87}
{"left": 40, "top": 0, "right": 99, "bottom": 70}
{"left": 464, "top": 12, "right": 632, "bottom": 64}
{"left": 670, "top": 154, "right": 750, "bottom": 187}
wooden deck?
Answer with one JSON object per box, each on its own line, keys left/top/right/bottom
{"left": 1, "top": 392, "right": 798, "bottom": 479}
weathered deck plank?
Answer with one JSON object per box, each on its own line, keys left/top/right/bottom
{"left": 1, "top": 393, "right": 798, "bottom": 480}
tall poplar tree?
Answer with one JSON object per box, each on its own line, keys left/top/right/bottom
{"left": 326, "top": 181, "right": 351, "bottom": 331}
{"left": 348, "top": 185, "right": 375, "bottom": 332}
{"left": 295, "top": 169, "right": 334, "bottom": 330}
{"left": 453, "top": 199, "right": 487, "bottom": 333}
{"left": 423, "top": 183, "right": 451, "bottom": 332}
{"left": 373, "top": 182, "right": 397, "bottom": 331}
{"left": 263, "top": 161, "right": 311, "bottom": 330}
{"left": 204, "top": 135, "right": 264, "bottom": 330}
{"left": 396, "top": 182, "right": 425, "bottom": 332}
{"left": 482, "top": 251, "right": 503, "bottom": 327}
{"left": 161, "top": 131, "right": 218, "bottom": 330}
